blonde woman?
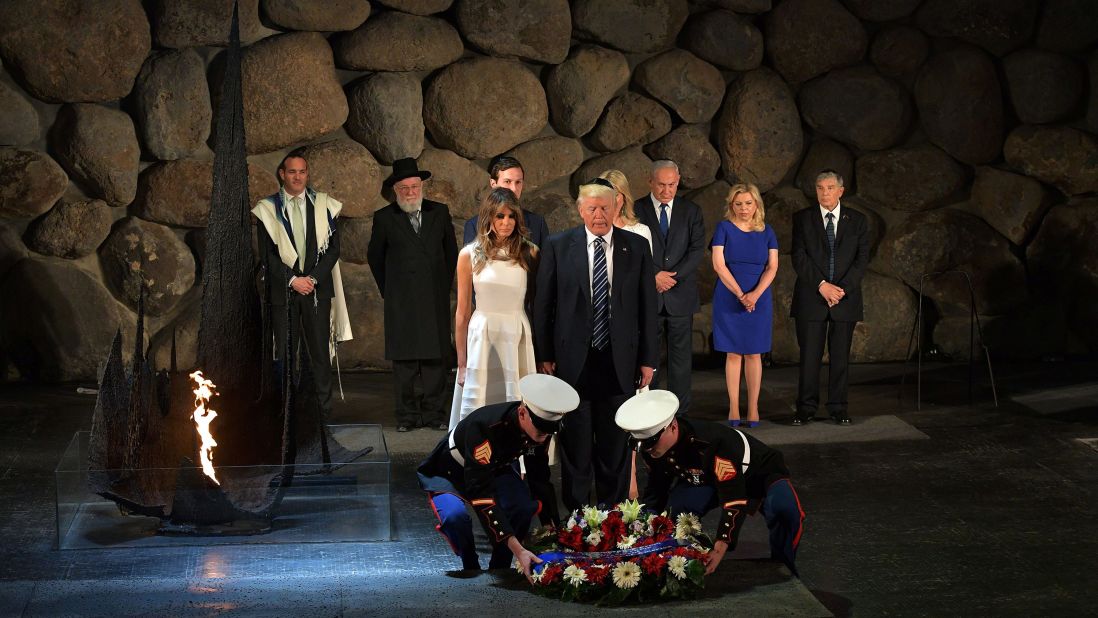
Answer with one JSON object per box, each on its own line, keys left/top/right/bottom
{"left": 448, "top": 188, "right": 539, "bottom": 429}
{"left": 597, "top": 169, "right": 653, "bottom": 252}
{"left": 711, "top": 183, "right": 779, "bottom": 428}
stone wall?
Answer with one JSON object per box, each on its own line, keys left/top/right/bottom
{"left": 1, "top": 0, "right": 1096, "bottom": 381}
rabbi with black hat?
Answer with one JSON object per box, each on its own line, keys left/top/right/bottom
{"left": 368, "top": 157, "right": 459, "bottom": 432}
{"left": 418, "top": 374, "right": 580, "bottom": 576}
{"left": 616, "top": 390, "right": 806, "bottom": 577}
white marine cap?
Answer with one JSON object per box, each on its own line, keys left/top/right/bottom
{"left": 615, "top": 390, "right": 680, "bottom": 438}
{"left": 519, "top": 373, "right": 580, "bottom": 423}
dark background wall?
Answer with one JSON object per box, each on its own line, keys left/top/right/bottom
{"left": 0, "top": 0, "right": 1095, "bottom": 382}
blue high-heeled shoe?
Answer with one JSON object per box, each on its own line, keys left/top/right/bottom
{"left": 727, "top": 420, "right": 741, "bottom": 427}
{"left": 746, "top": 421, "right": 760, "bottom": 428}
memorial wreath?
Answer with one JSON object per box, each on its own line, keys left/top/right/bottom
{"left": 522, "top": 500, "right": 711, "bottom": 605}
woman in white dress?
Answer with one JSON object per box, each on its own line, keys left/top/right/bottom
{"left": 448, "top": 188, "right": 539, "bottom": 429}
{"left": 598, "top": 169, "right": 653, "bottom": 253}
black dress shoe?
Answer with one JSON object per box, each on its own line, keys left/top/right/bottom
{"left": 397, "top": 423, "right": 412, "bottom": 432}
{"left": 792, "top": 415, "right": 810, "bottom": 426}
{"left": 831, "top": 411, "right": 851, "bottom": 425}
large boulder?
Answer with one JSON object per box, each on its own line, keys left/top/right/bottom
{"left": 914, "top": 47, "right": 1005, "bottom": 165}
{"left": 334, "top": 11, "right": 462, "bottom": 72}
{"left": 761, "top": 185, "right": 810, "bottom": 255}
{"left": 546, "top": 45, "right": 630, "bottom": 138}
{"left": 25, "top": 199, "right": 112, "bottom": 259}
{"left": 261, "top": 0, "right": 371, "bottom": 32}
{"left": 1003, "top": 125, "right": 1098, "bottom": 196}
{"left": 798, "top": 66, "right": 912, "bottom": 151}
{"left": 841, "top": 0, "right": 921, "bottom": 21}
{"left": 372, "top": 0, "right": 453, "bottom": 15}
{"left": 99, "top": 217, "right": 196, "bottom": 316}
{"left": 0, "top": 221, "right": 27, "bottom": 281}
{"left": 969, "top": 166, "right": 1050, "bottom": 246}
{"left": 850, "top": 271, "right": 917, "bottom": 362}
{"left": 0, "top": 148, "right": 67, "bottom": 219}
{"left": 148, "top": 294, "right": 200, "bottom": 371}
{"left": 240, "top": 33, "right": 348, "bottom": 155}
{"left": 339, "top": 216, "right": 371, "bottom": 264}
{"left": 153, "top": 0, "right": 272, "bottom": 47}
{"left": 769, "top": 254, "right": 798, "bottom": 363}
{"left": 879, "top": 208, "right": 1027, "bottom": 315}
{"left": 644, "top": 125, "right": 721, "bottom": 190}
{"left": 0, "top": 0, "right": 150, "bottom": 103}
{"left": 346, "top": 72, "right": 424, "bottom": 166}
{"left": 682, "top": 10, "right": 763, "bottom": 72}
{"left": 856, "top": 146, "right": 966, "bottom": 212}
{"left": 1090, "top": 52, "right": 1098, "bottom": 135}
{"left": 137, "top": 160, "right": 279, "bottom": 228}
{"left": 1002, "top": 50, "right": 1085, "bottom": 125}
{"left": 688, "top": 180, "right": 733, "bottom": 258}
{"left": 416, "top": 148, "right": 489, "bottom": 221}
{"left": 571, "top": 147, "right": 653, "bottom": 199}
{"left": 424, "top": 58, "right": 547, "bottom": 160}
{"left": 456, "top": 0, "right": 571, "bottom": 64}
{"left": 541, "top": 192, "right": 584, "bottom": 232}
{"left": 337, "top": 261, "right": 388, "bottom": 369}
{"left": 869, "top": 26, "right": 929, "bottom": 78}
{"left": 717, "top": 68, "right": 804, "bottom": 192}
{"left": 795, "top": 139, "right": 854, "bottom": 200}
{"left": 572, "top": 0, "right": 688, "bottom": 54}
{"left": 694, "top": 0, "right": 771, "bottom": 12}
{"left": 0, "top": 258, "right": 137, "bottom": 381}
{"left": 297, "top": 139, "right": 382, "bottom": 219}
{"left": 634, "top": 50, "right": 725, "bottom": 124}
{"left": 0, "top": 80, "right": 39, "bottom": 146}
{"left": 505, "top": 137, "right": 584, "bottom": 196}
{"left": 590, "top": 93, "right": 673, "bottom": 153}
{"left": 51, "top": 104, "right": 139, "bottom": 207}
{"left": 765, "top": 0, "right": 867, "bottom": 84}
{"left": 134, "top": 49, "right": 211, "bottom": 160}
{"left": 1026, "top": 198, "right": 1098, "bottom": 352}
{"left": 916, "top": 0, "right": 1040, "bottom": 57}
{"left": 1035, "top": 0, "right": 1098, "bottom": 53}
{"left": 932, "top": 304, "right": 1081, "bottom": 362}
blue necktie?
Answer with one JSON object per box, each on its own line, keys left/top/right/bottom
{"left": 825, "top": 212, "right": 835, "bottom": 281}
{"left": 659, "top": 203, "right": 669, "bottom": 239}
{"left": 591, "top": 236, "right": 610, "bottom": 351}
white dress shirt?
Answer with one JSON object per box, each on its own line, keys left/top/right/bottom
{"left": 649, "top": 194, "right": 675, "bottom": 222}
{"left": 585, "top": 226, "right": 614, "bottom": 299}
{"left": 819, "top": 201, "right": 841, "bottom": 234}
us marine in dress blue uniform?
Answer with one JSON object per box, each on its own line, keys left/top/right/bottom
{"left": 417, "top": 374, "right": 578, "bottom": 575}
{"left": 617, "top": 390, "right": 806, "bottom": 576}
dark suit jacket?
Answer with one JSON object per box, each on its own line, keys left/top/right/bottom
{"left": 533, "top": 225, "right": 658, "bottom": 394}
{"left": 634, "top": 195, "right": 706, "bottom": 316}
{"left": 258, "top": 192, "right": 339, "bottom": 305}
{"left": 462, "top": 210, "right": 550, "bottom": 248}
{"left": 789, "top": 205, "right": 869, "bottom": 322}
{"left": 367, "top": 199, "right": 458, "bottom": 360}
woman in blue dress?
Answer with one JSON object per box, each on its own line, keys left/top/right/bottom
{"left": 710, "top": 183, "right": 779, "bottom": 427}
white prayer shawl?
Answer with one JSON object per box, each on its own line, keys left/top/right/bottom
{"left": 252, "top": 189, "right": 353, "bottom": 358}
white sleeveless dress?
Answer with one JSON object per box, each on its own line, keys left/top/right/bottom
{"left": 448, "top": 255, "right": 536, "bottom": 429}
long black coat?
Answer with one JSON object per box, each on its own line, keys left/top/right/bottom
{"left": 634, "top": 196, "right": 706, "bottom": 316}
{"left": 367, "top": 199, "right": 458, "bottom": 360}
{"left": 789, "top": 205, "right": 869, "bottom": 322}
{"left": 533, "top": 225, "right": 658, "bottom": 394}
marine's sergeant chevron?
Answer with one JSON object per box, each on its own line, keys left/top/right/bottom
{"left": 616, "top": 390, "right": 806, "bottom": 576}
{"left": 417, "top": 374, "right": 579, "bottom": 576}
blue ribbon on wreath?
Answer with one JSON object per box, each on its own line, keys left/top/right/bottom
{"left": 533, "top": 538, "right": 691, "bottom": 575}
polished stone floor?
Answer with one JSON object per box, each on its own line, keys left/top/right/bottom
{"left": 1, "top": 358, "right": 1096, "bottom": 617}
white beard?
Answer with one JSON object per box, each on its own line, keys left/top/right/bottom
{"left": 396, "top": 196, "right": 422, "bottom": 213}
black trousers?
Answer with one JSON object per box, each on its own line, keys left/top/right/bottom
{"left": 272, "top": 295, "right": 333, "bottom": 417}
{"left": 392, "top": 358, "right": 448, "bottom": 426}
{"left": 559, "top": 345, "right": 631, "bottom": 512}
{"left": 795, "top": 317, "right": 855, "bottom": 416}
{"left": 655, "top": 312, "right": 693, "bottom": 412}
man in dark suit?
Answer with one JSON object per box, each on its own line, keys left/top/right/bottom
{"left": 461, "top": 155, "right": 550, "bottom": 248}
{"left": 634, "top": 160, "right": 706, "bottom": 413}
{"left": 533, "top": 181, "right": 658, "bottom": 510}
{"left": 368, "top": 158, "right": 459, "bottom": 432}
{"left": 252, "top": 149, "right": 350, "bottom": 424}
{"left": 790, "top": 169, "right": 869, "bottom": 426}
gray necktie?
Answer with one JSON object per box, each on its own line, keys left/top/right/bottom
{"left": 410, "top": 210, "right": 421, "bottom": 234}
{"left": 292, "top": 196, "right": 307, "bottom": 270}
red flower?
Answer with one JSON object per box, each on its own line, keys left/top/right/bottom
{"left": 641, "top": 552, "right": 669, "bottom": 575}
{"left": 650, "top": 515, "right": 674, "bottom": 541}
{"left": 633, "top": 536, "right": 654, "bottom": 547}
{"left": 540, "top": 563, "right": 563, "bottom": 585}
{"left": 558, "top": 526, "right": 584, "bottom": 551}
{"left": 600, "top": 512, "right": 626, "bottom": 546}
{"left": 585, "top": 564, "right": 610, "bottom": 585}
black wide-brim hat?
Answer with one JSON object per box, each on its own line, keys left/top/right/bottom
{"left": 384, "top": 157, "right": 432, "bottom": 187}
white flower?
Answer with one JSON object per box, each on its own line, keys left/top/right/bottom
{"left": 667, "top": 556, "right": 688, "bottom": 580}
{"left": 583, "top": 505, "right": 608, "bottom": 528}
{"left": 674, "top": 512, "right": 703, "bottom": 540}
{"left": 585, "top": 531, "right": 602, "bottom": 547}
{"left": 611, "top": 562, "right": 642, "bottom": 589}
{"left": 565, "top": 516, "right": 577, "bottom": 530}
{"left": 530, "top": 567, "right": 544, "bottom": 583}
{"left": 563, "top": 564, "right": 588, "bottom": 587}
{"left": 631, "top": 520, "right": 646, "bottom": 534}
{"left": 616, "top": 499, "right": 644, "bottom": 524}
{"left": 616, "top": 535, "right": 637, "bottom": 549}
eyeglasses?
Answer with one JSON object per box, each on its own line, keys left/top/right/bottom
{"left": 628, "top": 427, "right": 665, "bottom": 452}
{"left": 394, "top": 182, "right": 423, "bottom": 193}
